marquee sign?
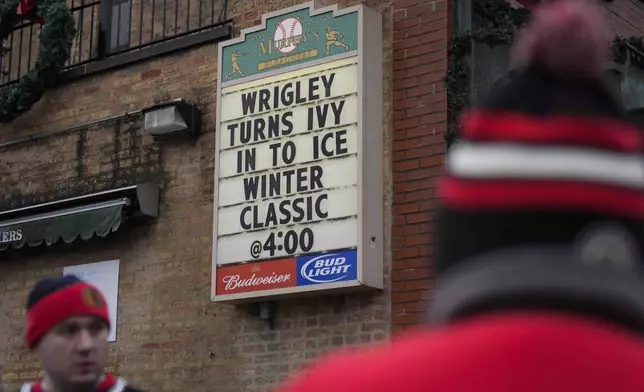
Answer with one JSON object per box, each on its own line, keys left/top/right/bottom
{"left": 212, "top": 2, "right": 383, "bottom": 302}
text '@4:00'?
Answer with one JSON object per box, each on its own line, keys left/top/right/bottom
{"left": 249, "top": 229, "right": 314, "bottom": 259}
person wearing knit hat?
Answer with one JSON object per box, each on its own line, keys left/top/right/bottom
{"left": 275, "top": 1, "right": 644, "bottom": 392}
{"left": 17, "top": 275, "right": 145, "bottom": 392}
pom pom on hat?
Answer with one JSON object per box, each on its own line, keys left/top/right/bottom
{"left": 511, "top": 0, "right": 610, "bottom": 79}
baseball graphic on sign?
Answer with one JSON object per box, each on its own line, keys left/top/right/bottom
{"left": 274, "top": 17, "right": 303, "bottom": 53}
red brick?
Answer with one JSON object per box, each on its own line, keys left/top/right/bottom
{"left": 408, "top": 20, "right": 447, "bottom": 36}
{"left": 406, "top": 61, "right": 447, "bottom": 78}
{"left": 392, "top": 151, "right": 407, "bottom": 162}
{"left": 420, "top": 112, "right": 447, "bottom": 124}
{"left": 393, "top": 215, "right": 407, "bottom": 227}
{"left": 393, "top": 17, "right": 420, "bottom": 30}
{"left": 433, "top": 100, "right": 448, "bottom": 111}
{"left": 392, "top": 258, "right": 431, "bottom": 270}
{"left": 393, "top": 128, "right": 409, "bottom": 141}
{"left": 434, "top": 0, "right": 448, "bottom": 11}
{"left": 393, "top": 97, "right": 420, "bottom": 110}
{"left": 420, "top": 71, "right": 446, "bottom": 83}
{"left": 395, "top": 76, "right": 421, "bottom": 89}
{"left": 393, "top": 30, "right": 407, "bottom": 41}
{"left": 393, "top": 89, "right": 407, "bottom": 101}
{"left": 392, "top": 159, "right": 420, "bottom": 171}
{"left": 407, "top": 84, "right": 434, "bottom": 97}
{"left": 140, "top": 69, "right": 162, "bottom": 79}
{"left": 399, "top": 301, "right": 431, "bottom": 313}
{"left": 394, "top": 57, "right": 420, "bottom": 70}
{"left": 404, "top": 189, "right": 432, "bottom": 202}
{"left": 393, "top": 48, "right": 407, "bottom": 60}
{"left": 395, "top": 180, "right": 420, "bottom": 194}
{"left": 406, "top": 41, "right": 445, "bottom": 58}
{"left": 433, "top": 80, "right": 446, "bottom": 91}
{"left": 406, "top": 211, "right": 433, "bottom": 224}
{"left": 420, "top": 155, "right": 445, "bottom": 167}
{"left": 392, "top": 268, "right": 432, "bottom": 281}
{"left": 406, "top": 105, "right": 435, "bottom": 117}
{"left": 405, "top": 279, "right": 433, "bottom": 291}
{"left": 420, "top": 92, "right": 445, "bottom": 105}
{"left": 393, "top": 117, "right": 419, "bottom": 131}
{"left": 394, "top": 0, "right": 426, "bottom": 10}
{"left": 393, "top": 202, "right": 420, "bottom": 215}
{"left": 392, "top": 290, "right": 430, "bottom": 303}
{"left": 393, "top": 138, "right": 421, "bottom": 151}
{"left": 421, "top": 9, "right": 448, "bottom": 23}
{"left": 392, "top": 224, "right": 421, "bottom": 236}
{"left": 393, "top": 247, "right": 420, "bottom": 260}
{"left": 393, "top": 9, "right": 407, "bottom": 21}
{"left": 392, "top": 313, "right": 425, "bottom": 325}
{"left": 406, "top": 4, "right": 434, "bottom": 17}
{"left": 392, "top": 282, "right": 407, "bottom": 292}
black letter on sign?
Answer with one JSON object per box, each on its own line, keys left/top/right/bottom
{"left": 240, "top": 206, "right": 252, "bottom": 230}
{"left": 227, "top": 123, "right": 238, "bottom": 148}
{"left": 269, "top": 143, "right": 281, "bottom": 166}
{"left": 236, "top": 148, "right": 257, "bottom": 174}
{"left": 243, "top": 176, "right": 260, "bottom": 201}
{"left": 315, "top": 194, "right": 328, "bottom": 219}
{"left": 241, "top": 91, "right": 257, "bottom": 115}
{"left": 282, "top": 141, "right": 296, "bottom": 165}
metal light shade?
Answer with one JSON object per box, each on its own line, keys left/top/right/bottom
{"left": 142, "top": 100, "right": 202, "bottom": 138}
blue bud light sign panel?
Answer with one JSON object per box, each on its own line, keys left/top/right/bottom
{"left": 212, "top": 2, "right": 384, "bottom": 302}
{"left": 297, "top": 249, "right": 357, "bottom": 286}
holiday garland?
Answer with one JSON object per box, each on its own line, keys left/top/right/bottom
{"left": 445, "top": 0, "right": 644, "bottom": 146}
{"left": 0, "top": 0, "right": 75, "bottom": 122}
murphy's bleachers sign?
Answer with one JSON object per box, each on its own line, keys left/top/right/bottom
{"left": 212, "top": 2, "right": 383, "bottom": 302}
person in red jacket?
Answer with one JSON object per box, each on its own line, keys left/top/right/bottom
{"left": 276, "top": 1, "right": 644, "bottom": 391}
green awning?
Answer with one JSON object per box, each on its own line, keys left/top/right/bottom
{"left": 0, "top": 198, "right": 129, "bottom": 251}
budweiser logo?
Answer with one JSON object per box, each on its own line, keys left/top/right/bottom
{"left": 222, "top": 272, "right": 292, "bottom": 291}
{"left": 215, "top": 258, "right": 297, "bottom": 295}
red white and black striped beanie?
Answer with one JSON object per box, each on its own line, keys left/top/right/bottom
{"left": 435, "top": 0, "right": 644, "bottom": 276}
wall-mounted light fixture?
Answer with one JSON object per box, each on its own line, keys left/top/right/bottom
{"left": 142, "top": 99, "right": 202, "bottom": 139}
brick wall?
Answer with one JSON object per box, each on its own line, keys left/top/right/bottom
{"left": 390, "top": 0, "right": 448, "bottom": 334}
{"left": 0, "top": 1, "right": 393, "bottom": 391}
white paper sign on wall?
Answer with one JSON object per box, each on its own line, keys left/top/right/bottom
{"left": 62, "top": 259, "right": 120, "bottom": 342}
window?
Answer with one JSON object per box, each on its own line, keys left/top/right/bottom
{"left": 622, "top": 63, "right": 644, "bottom": 110}
{"left": 455, "top": 0, "right": 512, "bottom": 106}
{"left": 108, "top": 0, "right": 131, "bottom": 53}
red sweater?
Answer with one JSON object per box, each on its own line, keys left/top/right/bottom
{"left": 278, "top": 313, "right": 644, "bottom": 392}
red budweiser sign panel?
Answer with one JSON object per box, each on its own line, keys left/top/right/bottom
{"left": 215, "top": 258, "right": 297, "bottom": 295}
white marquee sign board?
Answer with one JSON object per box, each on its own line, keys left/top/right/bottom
{"left": 212, "top": 2, "right": 383, "bottom": 301}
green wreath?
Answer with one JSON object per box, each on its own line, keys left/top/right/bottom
{"left": 445, "top": 0, "right": 644, "bottom": 146}
{"left": 0, "top": 0, "right": 75, "bottom": 123}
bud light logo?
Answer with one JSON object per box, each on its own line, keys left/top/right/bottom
{"left": 296, "top": 249, "right": 358, "bottom": 286}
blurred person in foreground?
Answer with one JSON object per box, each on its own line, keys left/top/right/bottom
{"left": 14, "top": 276, "right": 144, "bottom": 392}
{"left": 277, "top": 1, "right": 644, "bottom": 391}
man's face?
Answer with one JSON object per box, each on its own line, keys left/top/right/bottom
{"left": 36, "top": 316, "right": 109, "bottom": 387}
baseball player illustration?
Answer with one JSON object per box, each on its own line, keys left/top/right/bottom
{"left": 325, "top": 26, "right": 349, "bottom": 55}
{"left": 224, "top": 49, "right": 251, "bottom": 80}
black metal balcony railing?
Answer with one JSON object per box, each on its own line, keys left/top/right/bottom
{"left": 0, "top": 0, "right": 228, "bottom": 86}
